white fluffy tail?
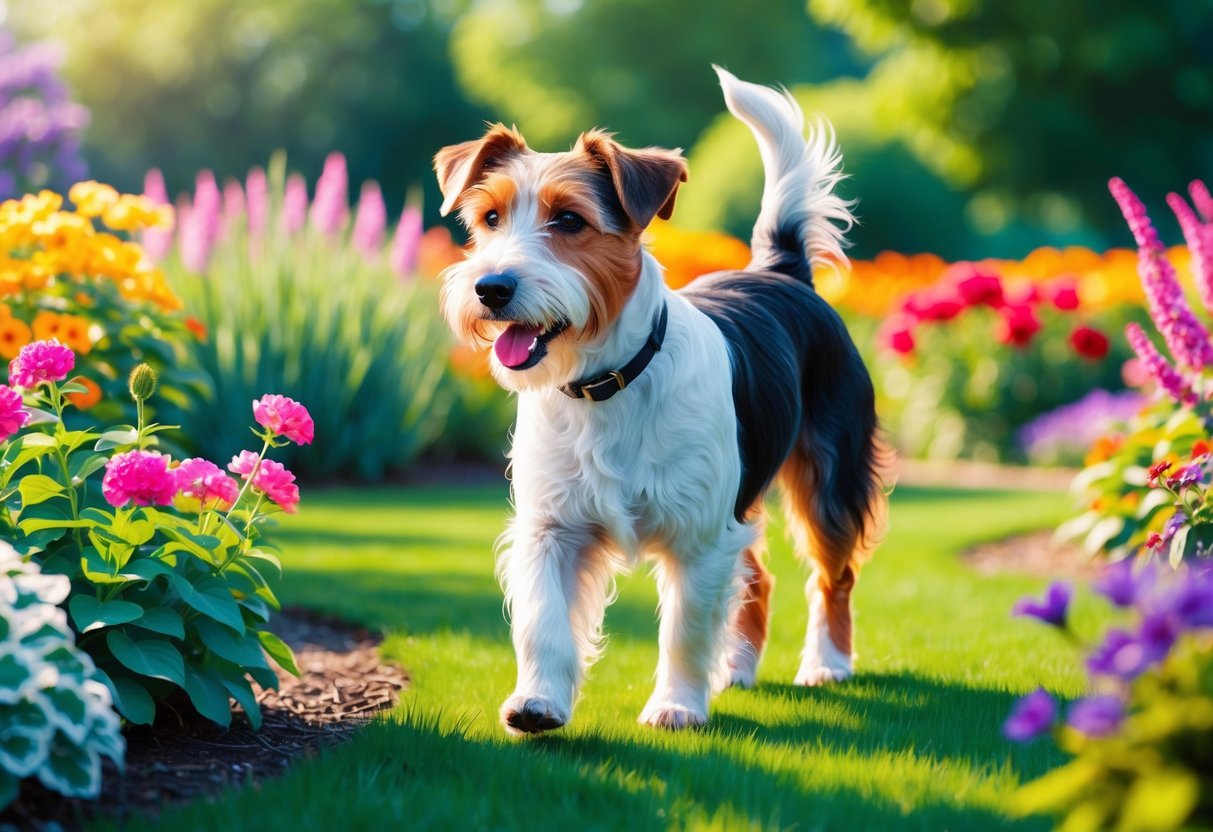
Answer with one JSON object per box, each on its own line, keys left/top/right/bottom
{"left": 714, "top": 66, "right": 853, "bottom": 276}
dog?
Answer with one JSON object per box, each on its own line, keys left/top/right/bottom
{"left": 433, "top": 67, "right": 886, "bottom": 734}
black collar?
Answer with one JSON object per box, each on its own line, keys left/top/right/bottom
{"left": 560, "top": 303, "right": 668, "bottom": 402}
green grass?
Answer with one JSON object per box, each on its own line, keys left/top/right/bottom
{"left": 93, "top": 484, "right": 1096, "bottom": 832}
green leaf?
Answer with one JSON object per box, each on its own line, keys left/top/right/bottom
{"left": 57, "top": 382, "right": 89, "bottom": 395}
{"left": 18, "top": 474, "right": 65, "bottom": 507}
{"left": 68, "top": 596, "right": 144, "bottom": 633}
{"left": 1119, "top": 768, "right": 1198, "bottom": 832}
{"left": 168, "top": 573, "right": 245, "bottom": 633}
{"left": 18, "top": 517, "right": 95, "bottom": 534}
{"left": 130, "top": 606, "right": 185, "bottom": 639}
{"left": 220, "top": 674, "right": 262, "bottom": 730}
{"left": 106, "top": 630, "right": 185, "bottom": 685}
{"left": 68, "top": 453, "right": 108, "bottom": 485}
{"left": 257, "top": 630, "right": 299, "bottom": 677}
{"left": 195, "top": 619, "right": 269, "bottom": 669}
{"left": 94, "top": 427, "right": 139, "bottom": 452}
{"left": 19, "top": 432, "right": 56, "bottom": 447}
{"left": 1169, "top": 525, "right": 1190, "bottom": 568}
{"left": 109, "top": 675, "right": 156, "bottom": 725}
{"left": 243, "top": 548, "right": 282, "bottom": 578}
{"left": 183, "top": 665, "right": 232, "bottom": 727}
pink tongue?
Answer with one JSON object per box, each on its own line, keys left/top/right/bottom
{"left": 494, "top": 323, "right": 544, "bottom": 368}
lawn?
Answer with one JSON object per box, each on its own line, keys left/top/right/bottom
{"left": 95, "top": 483, "right": 1099, "bottom": 832}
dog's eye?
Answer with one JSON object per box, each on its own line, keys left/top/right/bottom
{"left": 554, "top": 211, "right": 585, "bottom": 233}
{"left": 484, "top": 209, "right": 500, "bottom": 229}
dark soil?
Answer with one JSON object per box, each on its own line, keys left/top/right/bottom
{"left": 2, "top": 609, "right": 409, "bottom": 831}
{"left": 962, "top": 529, "right": 1098, "bottom": 578}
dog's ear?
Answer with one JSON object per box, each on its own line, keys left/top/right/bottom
{"left": 434, "top": 124, "right": 529, "bottom": 216}
{"left": 578, "top": 131, "right": 689, "bottom": 228}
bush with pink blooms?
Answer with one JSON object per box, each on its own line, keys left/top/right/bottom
{"left": 1, "top": 338, "right": 310, "bottom": 730}
{"left": 1061, "top": 179, "right": 1213, "bottom": 564}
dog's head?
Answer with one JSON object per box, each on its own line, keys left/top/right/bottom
{"left": 433, "top": 125, "right": 687, "bottom": 391}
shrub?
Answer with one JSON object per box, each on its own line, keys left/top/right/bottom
{"left": 2, "top": 343, "right": 303, "bottom": 729}
{"left": 1005, "top": 564, "right": 1213, "bottom": 832}
{"left": 1017, "top": 389, "right": 1146, "bottom": 468}
{"left": 146, "top": 153, "right": 453, "bottom": 479}
{"left": 0, "top": 540, "right": 124, "bottom": 809}
{"left": 1063, "top": 179, "right": 1213, "bottom": 563}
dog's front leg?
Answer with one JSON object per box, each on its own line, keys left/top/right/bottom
{"left": 499, "top": 521, "right": 595, "bottom": 736}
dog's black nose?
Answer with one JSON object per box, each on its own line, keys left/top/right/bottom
{"left": 475, "top": 272, "right": 517, "bottom": 310}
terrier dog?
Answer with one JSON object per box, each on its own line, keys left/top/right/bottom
{"left": 434, "top": 68, "right": 885, "bottom": 734}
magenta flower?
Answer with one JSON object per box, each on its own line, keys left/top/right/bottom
{"left": 1125, "top": 322, "right": 1195, "bottom": 405}
{"left": 1191, "top": 180, "right": 1213, "bottom": 223}
{"left": 228, "top": 450, "right": 260, "bottom": 478}
{"left": 102, "top": 449, "right": 177, "bottom": 507}
{"left": 1110, "top": 178, "right": 1213, "bottom": 370}
{"left": 9, "top": 339, "right": 75, "bottom": 388}
{"left": 1168, "top": 192, "right": 1213, "bottom": 319}
{"left": 1067, "top": 695, "right": 1124, "bottom": 738}
{"left": 181, "top": 169, "right": 222, "bottom": 272}
{"left": 1003, "top": 689, "right": 1056, "bottom": 742}
{"left": 246, "top": 166, "right": 268, "bottom": 241}
{"left": 282, "top": 173, "right": 308, "bottom": 236}
{"left": 228, "top": 451, "right": 299, "bottom": 514}
{"left": 390, "top": 205, "right": 423, "bottom": 279}
{"left": 0, "top": 384, "right": 29, "bottom": 441}
{"left": 252, "top": 394, "right": 314, "bottom": 445}
{"left": 140, "top": 167, "right": 173, "bottom": 262}
{"left": 175, "top": 457, "right": 239, "bottom": 510}
{"left": 352, "top": 180, "right": 387, "bottom": 258}
{"left": 1012, "top": 581, "right": 1072, "bottom": 629}
{"left": 222, "top": 178, "right": 245, "bottom": 238}
{"left": 310, "top": 151, "right": 348, "bottom": 237}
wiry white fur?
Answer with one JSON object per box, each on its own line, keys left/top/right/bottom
{"left": 714, "top": 66, "right": 854, "bottom": 269}
{"left": 794, "top": 571, "right": 854, "bottom": 686}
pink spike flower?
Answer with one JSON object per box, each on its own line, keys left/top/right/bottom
{"left": 103, "top": 450, "right": 177, "bottom": 507}
{"left": 246, "top": 166, "right": 268, "bottom": 240}
{"left": 0, "top": 384, "right": 29, "bottom": 441}
{"left": 310, "top": 152, "right": 349, "bottom": 237}
{"left": 283, "top": 173, "right": 308, "bottom": 235}
{"left": 352, "top": 180, "right": 387, "bottom": 258}
{"left": 1125, "top": 322, "right": 1195, "bottom": 405}
{"left": 1169, "top": 191, "right": 1213, "bottom": 320}
{"left": 9, "top": 339, "right": 75, "bottom": 388}
{"left": 252, "top": 394, "right": 314, "bottom": 445}
{"left": 141, "top": 168, "right": 173, "bottom": 262}
{"left": 390, "top": 205, "right": 423, "bottom": 279}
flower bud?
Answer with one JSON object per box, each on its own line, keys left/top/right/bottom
{"left": 128, "top": 363, "right": 158, "bottom": 402}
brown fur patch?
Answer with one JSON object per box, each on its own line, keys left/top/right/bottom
{"left": 458, "top": 173, "right": 517, "bottom": 238}
{"left": 734, "top": 543, "right": 775, "bottom": 661}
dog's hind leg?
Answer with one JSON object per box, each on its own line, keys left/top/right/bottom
{"left": 641, "top": 521, "right": 755, "bottom": 729}
{"left": 724, "top": 511, "right": 774, "bottom": 689}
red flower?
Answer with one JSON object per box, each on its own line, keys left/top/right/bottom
{"left": 1050, "top": 280, "right": 1080, "bottom": 310}
{"left": 1192, "top": 440, "right": 1211, "bottom": 458}
{"left": 1147, "top": 460, "right": 1173, "bottom": 487}
{"left": 949, "top": 264, "right": 1005, "bottom": 308}
{"left": 882, "top": 323, "right": 916, "bottom": 355}
{"left": 996, "top": 305, "right": 1041, "bottom": 348}
{"left": 1070, "top": 326, "right": 1110, "bottom": 360}
{"left": 923, "top": 298, "right": 964, "bottom": 322}
{"left": 1145, "top": 532, "right": 1163, "bottom": 550}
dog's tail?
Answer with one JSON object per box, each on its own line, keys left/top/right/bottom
{"left": 714, "top": 66, "right": 853, "bottom": 286}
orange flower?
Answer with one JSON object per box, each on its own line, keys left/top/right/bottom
{"left": 449, "top": 343, "right": 492, "bottom": 379}
{"left": 58, "top": 314, "right": 93, "bottom": 355}
{"left": 66, "top": 376, "right": 102, "bottom": 410}
{"left": 0, "top": 316, "right": 32, "bottom": 360}
{"left": 185, "top": 316, "right": 208, "bottom": 342}
{"left": 1084, "top": 434, "right": 1125, "bottom": 466}
{"left": 31, "top": 309, "right": 63, "bottom": 342}
{"left": 1193, "top": 439, "right": 1211, "bottom": 458}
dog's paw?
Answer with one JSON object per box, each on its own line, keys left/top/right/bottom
{"left": 501, "top": 694, "right": 568, "bottom": 736}
{"left": 639, "top": 701, "right": 707, "bottom": 730}
{"left": 725, "top": 647, "right": 759, "bottom": 690}
{"left": 793, "top": 662, "right": 853, "bottom": 687}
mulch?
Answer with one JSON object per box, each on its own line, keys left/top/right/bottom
{"left": 1, "top": 608, "right": 409, "bottom": 831}
{"left": 962, "top": 529, "right": 1099, "bottom": 578}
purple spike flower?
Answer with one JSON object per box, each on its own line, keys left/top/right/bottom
{"left": 310, "top": 151, "right": 349, "bottom": 237}
{"left": 390, "top": 205, "right": 423, "bottom": 279}
{"left": 1124, "top": 323, "right": 1195, "bottom": 405}
{"left": 246, "top": 166, "right": 268, "bottom": 241}
{"left": 1012, "top": 581, "right": 1072, "bottom": 628}
{"left": 352, "top": 180, "right": 387, "bottom": 259}
{"left": 1110, "top": 178, "right": 1213, "bottom": 371}
{"left": 140, "top": 167, "right": 173, "bottom": 263}
{"left": 1191, "top": 180, "right": 1213, "bottom": 224}
{"left": 283, "top": 173, "right": 308, "bottom": 236}
{"left": 1067, "top": 695, "right": 1124, "bottom": 737}
{"left": 1003, "top": 689, "right": 1056, "bottom": 742}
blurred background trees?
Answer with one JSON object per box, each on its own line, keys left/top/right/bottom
{"left": 6, "top": 0, "right": 1212, "bottom": 258}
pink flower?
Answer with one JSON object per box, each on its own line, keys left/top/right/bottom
{"left": 879, "top": 316, "right": 916, "bottom": 355}
{"left": 181, "top": 170, "right": 222, "bottom": 272}
{"left": 1125, "top": 322, "right": 1195, "bottom": 405}
{"left": 0, "top": 384, "right": 29, "bottom": 441}
{"left": 352, "top": 180, "right": 387, "bottom": 259}
{"left": 948, "top": 264, "right": 1004, "bottom": 308}
{"left": 390, "top": 205, "right": 423, "bottom": 279}
{"left": 103, "top": 450, "right": 177, "bottom": 507}
{"left": 997, "top": 305, "right": 1041, "bottom": 348}
{"left": 1191, "top": 180, "right": 1213, "bottom": 223}
{"left": 253, "top": 394, "right": 314, "bottom": 445}
{"left": 140, "top": 168, "right": 173, "bottom": 262}
{"left": 1049, "top": 280, "right": 1080, "bottom": 311}
{"left": 283, "top": 173, "right": 309, "bottom": 235}
{"left": 310, "top": 152, "right": 349, "bottom": 237}
{"left": 228, "top": 452, "right": 300, "bottom": 514}
{"left": 9, "top": 340, "right": 75, "bottom": 388}
{"left": 222, "top": 178, "right": 245, "bottom": 238}
{"left": 175, "top": 457, "right": 239, "bottom": 509}
{"left": 246, "top": 167, "right": 268, "bottom": 241}
{"left": 1169, "top": 191, "right": 1213, "bottom": 319}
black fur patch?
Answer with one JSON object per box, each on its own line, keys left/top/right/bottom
{"left": 681, "top": 267, "right": 877, "bottom": 522}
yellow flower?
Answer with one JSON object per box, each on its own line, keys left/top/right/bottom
{"left": 0, "top": 316, "right": 32, "bottom": 360}
{"left": 102, "top": 195, "right": 174, "bottom": 232}
{"left": 69, "top": 181, "right": 120, "bottom": 218}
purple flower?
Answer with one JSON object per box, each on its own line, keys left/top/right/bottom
{"left": 1125, "top": 323, "right": 1195, "bottom": 405}
{"left": 246, "top": 166, "right": 268, "bottom": 241}
{"left": 282, "top": 173, "right": 308, "bottom": 236}
{"left": 390, "top": 204, "right": 423, "bottom": 279}
{"left": 140, "top": 167, "right": 173, "bottom": 262}
{"left": 1168, "top": 462, "right": 1205, "bottom": 490}
{"left": 1093, "top": 559, "right": 1155, "bottom": 608}
{"left": 1067, "top": 695, "right": 1124, "bottom": 737}
{"left": 1003, "top": 689, "right": 1057, "bottom": 742}
{"left": 1136, "top": 611, "right": 1179, "bottom": 665}
{"left": 352, "top": 180, "right": 387, "bottom": 259}
{"left": 1086, "top": 628, "right": 1144, "bottom": 678}
{"left": 1013, "top": 581, "right": 1072, "bottom": 628}
{"left": 1161, "top": 510, "right": 1188, "bottom": 551}
{"left": 1017, "top": 389, "right": 1145, "bottom": 463}
{"left": 1167, "top": 571, "right": 1213, "bottom": 629}
{"left": 310, "top": 151, "right": 348, "bottom": 236}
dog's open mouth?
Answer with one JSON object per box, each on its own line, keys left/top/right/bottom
{"left": 493, "top": 321, "right": 569, "bottom": 370}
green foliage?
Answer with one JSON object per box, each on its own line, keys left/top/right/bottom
{"left": 2, "top": 375, "right": 298, "bottom": 731}
{"left": 164, "top": 155, "right": 450, "bottom": 480}
{"left": 0, "top": 542, "right": 124, "bottom": 808}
